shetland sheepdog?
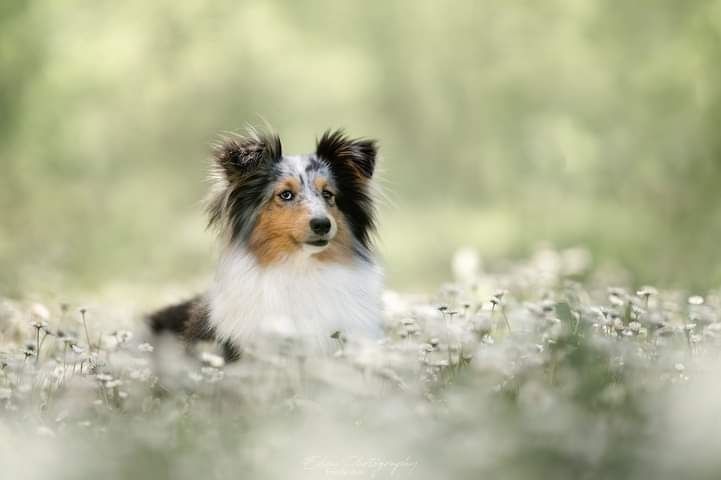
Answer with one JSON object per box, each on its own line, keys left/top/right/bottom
{"left": 148, "top": 129, "right": 383, "bottom": 359}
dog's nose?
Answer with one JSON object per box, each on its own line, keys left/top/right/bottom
{"left": 309, "top": 217, "right": 331, "bottom": 235}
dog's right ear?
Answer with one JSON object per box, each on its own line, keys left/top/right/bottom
{"left": 212, "top": 131, "right": 282, "bottom": 177}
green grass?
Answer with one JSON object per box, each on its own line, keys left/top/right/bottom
{"left": 1, "top": 247, "right": 720, "bottom": 479}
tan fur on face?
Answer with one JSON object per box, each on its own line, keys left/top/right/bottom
{"left": 248, "top": 178, "right": 306, "bottom": 265}
{"left": 314, "top": 177, "right": 332, "bottom": 196}
{"left": 248, "top": 176, "right": 355, "bottom": 265}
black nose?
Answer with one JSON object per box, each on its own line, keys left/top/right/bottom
{"left": 309, "top": 217, "right": 331, "bottom": 235}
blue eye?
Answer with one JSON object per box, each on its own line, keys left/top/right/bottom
{"left": 279, "top": 190, "right": 294, "bottom": 201}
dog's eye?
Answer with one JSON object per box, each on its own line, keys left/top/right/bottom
{"left": 322, "top": 190, "right": 335, "bottom": 200}
{"left": 278, "top": 190, "right": 294, "bottom": 201}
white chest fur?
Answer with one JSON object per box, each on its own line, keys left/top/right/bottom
{"left": 208, "top": 248, "right": 384, "bottom": 354}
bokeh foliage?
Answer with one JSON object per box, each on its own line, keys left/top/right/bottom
{"left": 2, "top": 0, "right": 721, "bottom": 295}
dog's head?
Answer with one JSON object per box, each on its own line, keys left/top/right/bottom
{"left": 207, "top": 129, "right": 378, "bottom": 264}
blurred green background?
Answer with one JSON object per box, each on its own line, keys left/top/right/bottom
{"left": 2, "top": 0, "right": 721, "bottom": 296}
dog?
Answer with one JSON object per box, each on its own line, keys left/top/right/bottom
{"left": 148, "top": 129, "right": 383, "bottom": 359}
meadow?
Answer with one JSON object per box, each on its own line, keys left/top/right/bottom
{"left": 2, "top": 246, "right": 720, "bottom": 479}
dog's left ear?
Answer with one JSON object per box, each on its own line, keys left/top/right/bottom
{"left": 315, "top": 129, "right": 377, "bottom": 179}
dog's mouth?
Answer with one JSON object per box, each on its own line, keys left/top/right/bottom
{"left": 305, "top": 239, "right": 329, "bottom": 247}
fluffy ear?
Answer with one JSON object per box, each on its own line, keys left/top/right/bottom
{"left": 213, "top": 130, "right": 282, "bottom": 176}
{"left": 315, "top": 129, "right": 377, "bottom": 178}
